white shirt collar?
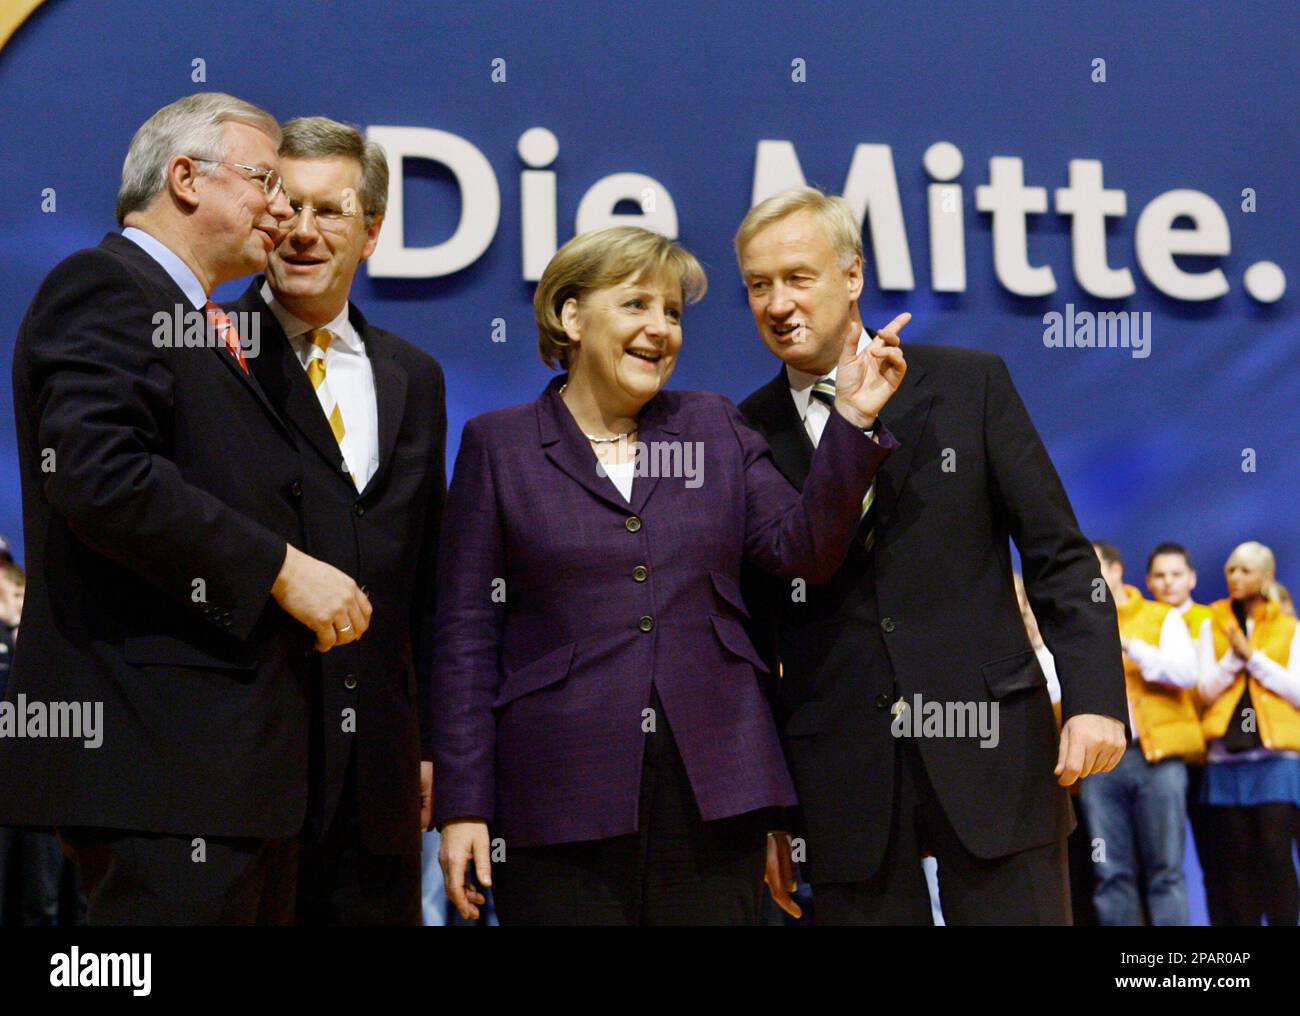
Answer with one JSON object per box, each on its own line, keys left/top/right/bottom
{"left": 121, "top": 227, "right": 206, "bottom": 310}
{"left": 785, "top": 327, "right": 871, "bottom": 421}
{"left": 1176, "top": 599, "right": 1192, "bottom": 615}
{"left": 260, "top": 280, "right": 361, "bottom": 355}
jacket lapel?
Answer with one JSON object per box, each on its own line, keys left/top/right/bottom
{"left": 102, "top": 237, "right": 292, "bottom": 443}
{"left": 627, "top": 391, "right": 681, "bottom": 515}
{"left": 867, "top": 358, "right": 932, "bottom": 532}
{"left": 357, "top": 313, "right": 408, "bottom": 498}
{"left": 536, "top": 376, "right": 673, "bottom": 514}
{"left": 240, "top": 283, "right": 350, "bottom": 476}
{"left": 747, "top": 368, "right": 814, "bottom": 491}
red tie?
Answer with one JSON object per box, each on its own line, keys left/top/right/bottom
{"left": 205, "top": 301, "right": 249, "bottom": 374}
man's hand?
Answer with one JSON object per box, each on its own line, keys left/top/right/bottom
{"left": 1056, "top": 713, "right": 1126, "bottom": 785}
{"left": 834, "top": 313, "right": 910, "bottom": 428}
{"left": 420, "top": 761, "right": 434, "bottom": 832}
{"left": 764, "top": 831, "right": 802, "bottom": 919}
{"left": 439, "top": 819, "right": 491, "bottom": 921}
{"left": 270, "top": 543, "right": 372, "bottom": 652}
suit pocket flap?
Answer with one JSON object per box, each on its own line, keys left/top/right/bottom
{"left": 493, "top": 642, "right": 576, "bottom": 708}
{"left": 710, "top": 614, "right": 769, "bottom": 674}
{"left": 709, "top": 570, "right": 751, "bottom": 618}
{"left": 123, "top": 635, "right": 256, "bottom": 671}
{"left": 981, "top": 649, "right": 1046, "bottom": 699}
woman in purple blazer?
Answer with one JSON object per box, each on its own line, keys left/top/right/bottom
{"left": 433, "top": 226, "right": 906, "bottom": 925}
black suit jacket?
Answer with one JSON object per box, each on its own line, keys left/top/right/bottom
{"left": 232, "top": 281, "right": 446, "bottom": 856}
{"left": 0, "top": 234, "right": 311, "bottom": 838}
{"left": 740, "top": 343, "right": 1126, "bottom": 884}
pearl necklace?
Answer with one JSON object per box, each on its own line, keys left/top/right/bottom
{"left": 559, "top": 383, "right": 637, "bottom": 443}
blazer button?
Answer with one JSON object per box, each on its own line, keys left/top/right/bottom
{"left": 632, "top": 565, "right": 648, "bottom": 582}
{"left": 638, "top": 615, "right": 654, "bottom": 632}
{"left": 881, "top": 617, "right": 897, "bottom": 633}
{"left": 625, "top": 516, "right": 642, "bottom": 533}
{"left": 354, "top": 503, "right": 365, "bottom": 516}
{"left": 289, "top": 480, "right": 303, "bottom": 497}
{"left": 875, "top": 693, "right": 892, "bottom": 710}
{"left": 343, "top": 674, "right": 357, "bottom": 690}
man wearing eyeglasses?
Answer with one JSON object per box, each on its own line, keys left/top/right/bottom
{"left": 227, "top": 117, "right": 447, "bottom": 925}
{"left": 0, "top": 93, "right": 374, "bottom": 925}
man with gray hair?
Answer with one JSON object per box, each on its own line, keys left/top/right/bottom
{"left": 737, "top": 186, "right": 1128, "bottom": 924}
{"left": 0, "top": 93, "right": 373, "bottom": 924}
{"left": 228, "top": 116, "right": 447, "bottom": 924}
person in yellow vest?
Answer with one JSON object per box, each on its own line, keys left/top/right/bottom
{"left": 1197, "top": 541, "right": 1300, "bottom": 926}
{"left": 1082, "top": 542, "right": 1200, "bottom": 924}
{"left": 1144, "top": 542, "right": 1223, "bottom": 924}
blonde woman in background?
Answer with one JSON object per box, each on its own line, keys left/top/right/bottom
{"left": 1198, "top": 542, "right": 1300, "bottom": 925}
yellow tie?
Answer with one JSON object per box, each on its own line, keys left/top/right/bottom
{"left": 305, "top": 328, "right": 356, "bottom": 487}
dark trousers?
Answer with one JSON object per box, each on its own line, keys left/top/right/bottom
{"left": 490, "top": 686, "right": 769, "bottom": 925}
{"left": 58, "top": 826, "right": 298, "bottom": 926}
{"left": 1186, "top": 764, "right": 1234, "bottom": 925}
{"left": 0, "top": 827, "right": 70, "bottom": 925}
{"left": 1212, "top": 803, "right": 1299, "bottom": 926}
{"left": 814, "top": 738, "right": 1070, "bottom": 925}
{"left": 296, "top": 750, "right": 422, "bottom": 926}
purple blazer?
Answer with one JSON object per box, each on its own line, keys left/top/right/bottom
{"left": 431, "top": 375, "right": 897, "bottom": 847}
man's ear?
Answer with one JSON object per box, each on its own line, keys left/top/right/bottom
{"left": 359, "top": 213, "right": 384, "bottom": 261}
{"left": 1188, "top": 570, "right": 1198, "bottom": 593}
{"left": 561, "top": 297, "right": 582, "bottom": 342}
{"left": 845, "top": 254, "right": 864, "bottom": 302}
{"left": 167, "top": 155, "right": 203, "bottom": 213}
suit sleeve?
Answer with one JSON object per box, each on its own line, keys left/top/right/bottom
{"left": 29, "top": 251, "right": 289, "bottom": 641}
{"left": 723, "top": 397, "right": 896, "bottom": 584}
{"left": 982, "top": 356, "right": 1126, "bottom": 723}
{"left": 429, "top": 417, "right": 506, "bottom": 826}
{"left": 413, "top": 359, "right": 448, "bottom": 761}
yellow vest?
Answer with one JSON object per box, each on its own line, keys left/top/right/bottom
{"left": 1201, "top": 598, "right": 1300, "bottom": 751}
{"left": 1116, "top": 585, "right": 1205, "bottom": 763}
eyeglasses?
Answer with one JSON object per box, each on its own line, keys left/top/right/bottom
{"left": 282, "top": 196, "right": 360, "bottom": 233}
{"left": 190, "top": 157, "right": 284, "bottom": 201}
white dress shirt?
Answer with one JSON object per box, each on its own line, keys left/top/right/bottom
{"left": 602, "top": 459, "right": 635, "bottom": 502}
{"left": 261, "top": 282, "right": 380, "bottom": 490}
{"left": 786, "top": 328, "right": 872, "bottom": 447}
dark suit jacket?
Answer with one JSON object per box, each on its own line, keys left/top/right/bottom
{"left": 231, "top": 281, "right": 446, "bottom": 855}
{"left": 740, "top": 344, "right": 1126, "bottom": 884}
{"left": 0, "top": 234, "right": 310, "bottom": 838}
{"left": 431, "top": 376, "right": 896, "bottom": 848}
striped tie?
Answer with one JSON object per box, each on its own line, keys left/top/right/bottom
{"left": 304, "top": 328, "right": 356, "bottom": 488}
{"left": 811, "top": 377, "right": 877, "bottom": 550}
{"left": 205, "top": 301, "right": 248, "bottom": 373}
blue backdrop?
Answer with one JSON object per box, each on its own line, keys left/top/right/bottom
{"left": 1, "top": 0, "right": 1298, "bottom": 926}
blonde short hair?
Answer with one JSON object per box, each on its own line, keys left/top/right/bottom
{"left": 1225, "top": 541, "right": 1277, "bottom": 581}
{"left": 534, "top": 226, "right": 707, "bottom": 370}
{"left": 734, "top": 186, "right": 863, "bottom": 272}
{"left": 116, "top": 92, "right": 280, "bottom": 227}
